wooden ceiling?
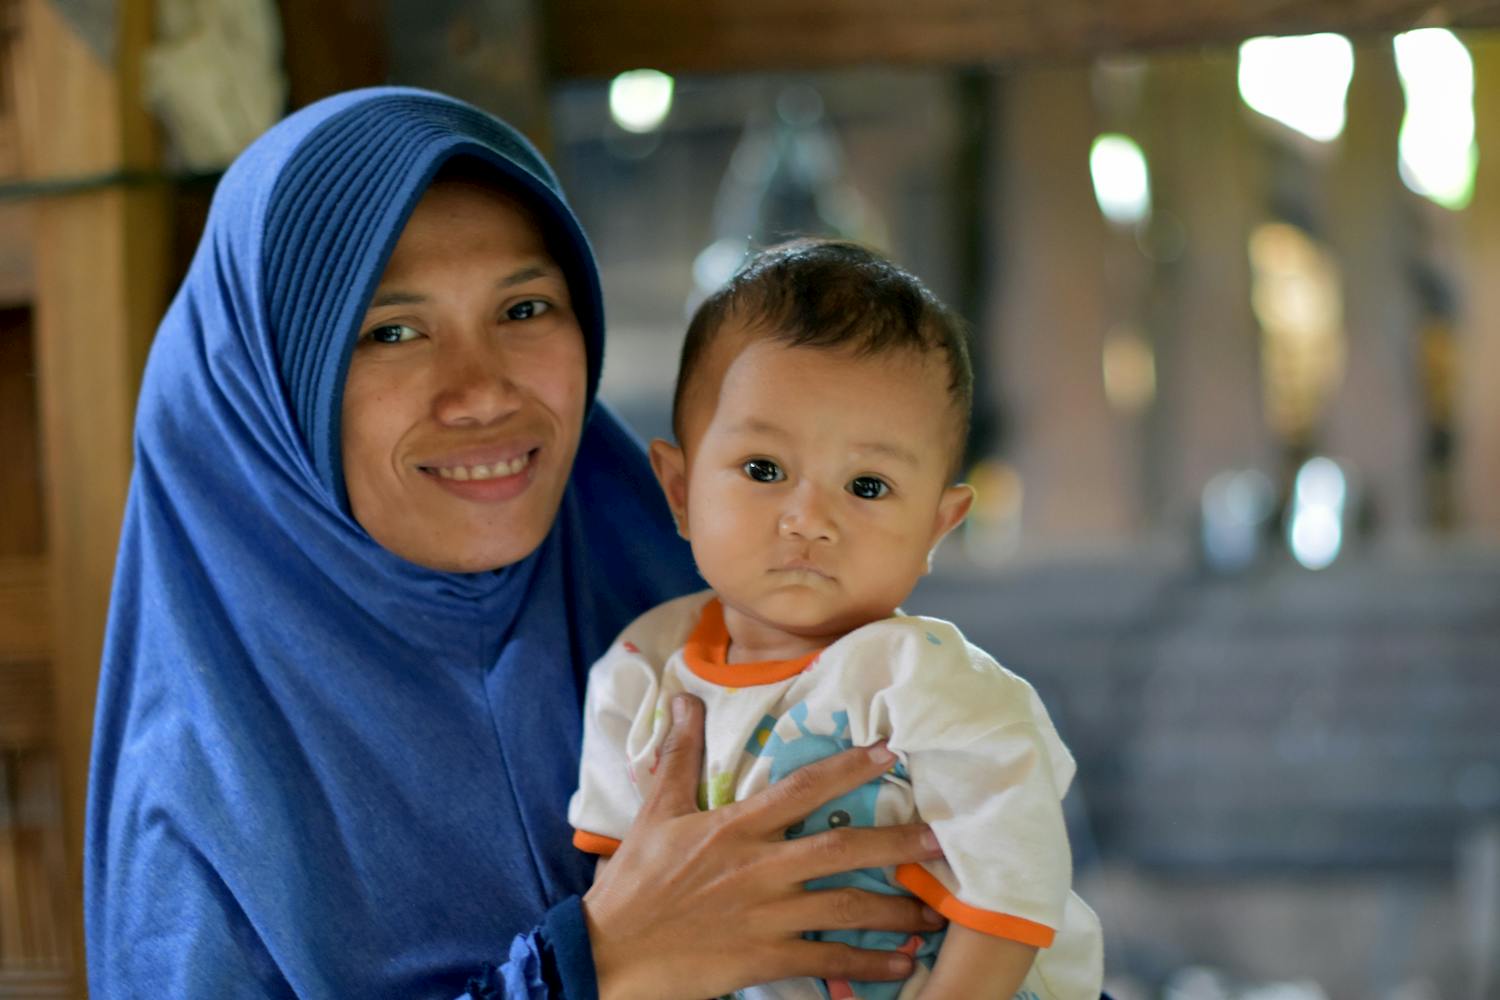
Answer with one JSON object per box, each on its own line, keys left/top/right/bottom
{"left": 546, "top": 0, "right": 1500, "bottom": 78}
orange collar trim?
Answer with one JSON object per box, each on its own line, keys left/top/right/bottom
{"left": 681, "top": 599, "right": 823, "bottom": 686}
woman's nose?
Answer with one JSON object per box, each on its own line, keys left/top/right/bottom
{"left": 431, "top": 342, "right": 522, "bottom": 427}
{"left": 778, "top": 484, "right": 838, "bottom": 543}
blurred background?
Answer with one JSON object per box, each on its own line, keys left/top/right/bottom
{"left": 2, "top": 1, "right": 1499, "bottom": 997}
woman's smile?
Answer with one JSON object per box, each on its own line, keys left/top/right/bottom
{"left": 418, "top": 445, "right": 541, "bottom": 502}
{"left": 415, "top": 440, "right": 540, "bottom": 481}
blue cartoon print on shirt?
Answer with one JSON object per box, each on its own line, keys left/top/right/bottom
{"left": 749, "top": 703, "right": 943, "bottom": 1000}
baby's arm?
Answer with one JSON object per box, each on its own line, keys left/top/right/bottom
{"left": 867, "top": 618, "right": 1078, "bottom": 1000}
{"left": 918, "top": 925, "right": 1037, "bottom": 1000}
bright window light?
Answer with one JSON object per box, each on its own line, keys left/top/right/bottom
{"left": 1238, "top": 34, "right": 1355, "bottom": 142}
{"left": 1289, "top": 504, "right": 1343, "bottom": 570}
{"left": 1089, "top": 133, "right": 1151, "bottom": 226}
{"left": 1294, "top": 456, "right": 1348, "bottom": 510}
{"left": 609, "top": 69, "right": 675, "bottom": 134}
{"left": 1394, "top": 29, "right": 1477, "bottom": 210}
{"left": 1287, "top": 457, "right": 1348, "bottom": 570}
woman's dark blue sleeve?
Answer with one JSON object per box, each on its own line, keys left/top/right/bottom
{"left": 460, "top": 897, "right": 599, "bottom": 1000}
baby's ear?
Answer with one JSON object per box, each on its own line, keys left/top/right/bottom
{"left": 929, "top": 483, "right": 975, "bottom": 551}
{"left": 648, "top": 439, "right": 690, "bottom": 538}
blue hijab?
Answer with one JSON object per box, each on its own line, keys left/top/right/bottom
{"left": 86, "top": 88, "right": 698, "bottom": 998}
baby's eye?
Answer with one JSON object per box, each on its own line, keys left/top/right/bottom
{"left": 743, "top": 459, "right": 785, "bottom": 483}
{"left": 365, "top": 324, "right": 421, "bottom": 345}
{"left": 847, "top": 476, "right": 890, "bottom": 500}
{"left": 506, "top": 299, "right": 551, "bottom": 321}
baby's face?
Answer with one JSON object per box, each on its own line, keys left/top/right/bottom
{"left": 660, "top": 334, "right": 971, "bottom": 643}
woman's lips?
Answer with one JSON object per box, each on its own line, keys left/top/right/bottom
{"left": 425, "top": 450, "right": 532, "bottom": 482}
{"left": 417, "top": 445, "right": 540, "bottom": 500}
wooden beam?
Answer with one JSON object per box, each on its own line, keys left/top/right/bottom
{"left": 385, "top": 0, "right": 551, "bottom": 144}
{"left": 275, "top": 0, "right": 387, "bottom": 109}
{"left": 13, "top": 0, "right": 171, "bottom": 993}
{"left": 546, "top": 0, "right": 1500, "bottom": 78}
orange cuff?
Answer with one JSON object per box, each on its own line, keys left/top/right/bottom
{"left": 895, "top": 864, "right": 1056, "bottom": 948}
{"left": 572, "top": 830, "right": 622, "bottom": 857}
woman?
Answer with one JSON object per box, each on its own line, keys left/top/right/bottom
{"left": 87, "top": 87, "right": 942, "bottom": 999}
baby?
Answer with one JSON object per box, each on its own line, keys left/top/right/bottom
{"left": 569, "top": 240, "right": 1102, "bottom": 999}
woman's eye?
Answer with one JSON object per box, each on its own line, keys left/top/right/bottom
{"left": 365, "top": 324, "right": 420, "bottom": 345}
{"left": 506, "top": 299, "right": 550, "bottom": 321}
{"left": 743, "top": 459, "right": 785, "bottom": 483}
{"left": 848, "top": 476, "right": 889, "bottom": 500}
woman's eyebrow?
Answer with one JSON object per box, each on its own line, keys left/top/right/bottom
{"left": 369, "top": 289, "right": 426, "bottom": 308}
{"left": 497, "top": 264, "right": 554, "bottom": 288}
{"left": 367, "top": 264, "right": 559, "bottom": 309}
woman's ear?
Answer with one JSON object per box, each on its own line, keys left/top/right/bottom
{"left": 926, "top": 483, "right": 975, "bottom": 561}
{"left": 648, "top": 439, "right": 690, "bottom": 539}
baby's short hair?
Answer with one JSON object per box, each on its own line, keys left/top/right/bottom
{"left": 673, "top": 239, "right": 973, "bottom": 477}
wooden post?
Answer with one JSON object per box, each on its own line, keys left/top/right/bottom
{"left": 987, "top": 65, "right": 1138, "bottom": 546}
{"left": 13, "top": 0, "right": 171, "bottom": 992}
{"left": 1138, "top": 51, "right": 1274, "bottom": 525}
{"left": 1325, "top": 40, "right": 1425, "bottom": 538}
{"left": 1458, "top": 32, "right": 1500, "bottom": 536}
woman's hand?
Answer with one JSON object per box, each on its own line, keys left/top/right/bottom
{"left": 583, "top": 694, "right": 946, "bottom": 1000}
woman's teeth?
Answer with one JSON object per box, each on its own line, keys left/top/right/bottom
{"left": 433, "top": 453, "right": 531, "bottom": 481}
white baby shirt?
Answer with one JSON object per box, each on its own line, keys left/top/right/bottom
{"left": 569, "top": 592, "right": 1102, "bottom": 1000}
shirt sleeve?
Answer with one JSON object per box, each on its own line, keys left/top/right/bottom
{"left": 460, "top": 897, "right": 597, "bottom": 1000}
{"left": 567, "top": 641, "right": 662, "bottom": 855}
{"left": 861, "top": 619, "right": 1077, "bottom": 947}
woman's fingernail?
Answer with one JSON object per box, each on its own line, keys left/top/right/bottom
{"left": 921, "top": 830, "right": 941, "bottom": 853}
{"left": 922, "top": 905, "right": 943, "bottom": 926}
{"left": 672, "top": 696, "right": 688, "bottom": 724}
{"left": 889, "top": 954, "right": 913, "bottom": 975}
{"left": 868, "top": 741, "right": 897, "bottom": 765}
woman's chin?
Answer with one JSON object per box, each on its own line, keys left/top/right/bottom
{"left": 369, "top": 505, "right": 558, "bottom": 574}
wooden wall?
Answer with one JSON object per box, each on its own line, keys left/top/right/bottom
{"left": 2, "top": 0, "right": 167, "bottom": 990}
{"left": 2, "top": 1, "right": 67, "bottom": 992}
{"left": 0, "top": 1, "right": 383, "bottom": 993}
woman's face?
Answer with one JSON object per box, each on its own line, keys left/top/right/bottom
{"left": 341, "top": 177, "right": 588, "bottom": 572}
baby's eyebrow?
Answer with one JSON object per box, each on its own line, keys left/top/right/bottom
{"left": 729, "top": 418, "right": 920, "bottom": 468}
{"left": 727, "top": 417, "right": 790, "bottom": 438}
{"left": 852, "top": 441, "right": 920, "bottom": 467}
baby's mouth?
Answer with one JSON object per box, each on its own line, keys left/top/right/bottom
{"left": 777, "top": 560, "right": 832, "bottom": 579}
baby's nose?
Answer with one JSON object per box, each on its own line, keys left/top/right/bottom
{"left": 778, "top": 486, "right": 837, "bottom": 542}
